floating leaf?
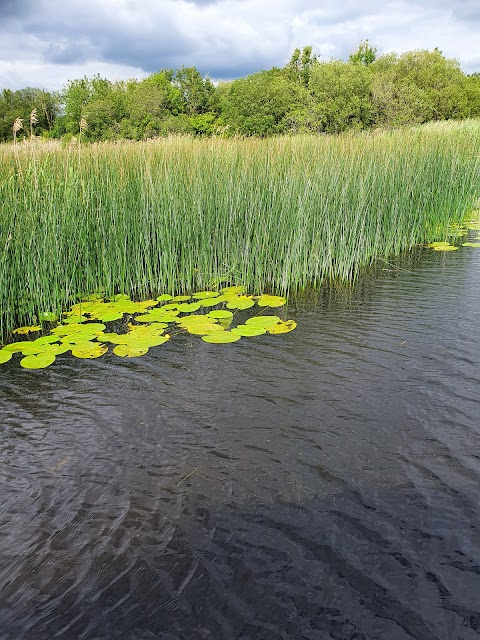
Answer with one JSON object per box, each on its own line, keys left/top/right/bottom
{"left": 157, "top": 294, "right": 173, "bottom": 302}
{"left": 231, "top": 325, "right": 266, "bottom": 337}
{"left": 171, "top": 295, "right": 191, "bottom": 302}
{"left": 33, "top": 335, "right": 59, "bottom": 345}
{"left": 113, "top": 293, "right": 130, "bottom": 301}
{"left": 177, "top": 302, "right": 201, "bottom": 313}
{"left": 207, "top": 310, "right": 234, "bottom": 319}
{"left": 0, "top": 350, "right": 13, "bottom": 364}
{"left": 96, "top": 332, "right": 126, "bottom": 344}
{"left": 135, "top": 312, "right": 179, "bottom": 323}
{"left": 200, "top": 296, "right": 226, "bottom": 307}
{"left": 428, "top": 241, "right": 451, "bottom": 248}
{"left": 256, "top": 295, "right": 287, "bottom": 308}
{"left": 202, "top": 332, "right": 241, "bottom": 343}
{"left": 20, "top": 344, "right": 44, "bottom": 355}
{"left": 245, "top": 315, "right": 281, "bottom": 328}
{"left": 432, "top": 245, "right": 458, "bottom": 251}
{"left": 98, "top": 311, "right": 124, "bottom": 322}
{"left": 48, "top": 344, "right": 71, "bottom": 355}
{"left": 62, "top": 315, "right": 88, "bottom": 324}
{"left": 185, "top": 323, "right": 224, "bottom": 335}
{"left": 226, "top": 296, "right": 255, "bottom": 310}
{"left": 13, "top": 325, "right": 41, "bottom": 335}
{"left": 266, "top": 320, "right": 297, "bottom": 334}
{"left": 3, "top": 341, "right": 29, "bottom": 353}
{"left": 160, "top": 303, "right": 179, "bottom": 311}
{"left": 71, "top": 342, "right": 108, "bottom": 359}
{"left": 60, "top": 332, "right": 100, "bottom": 344}
{"left": 113, "top": 344, "right": 149, "bottom": 358}
{"left": 20, "top": 353, "right": 56, "bottom": 369}
{"left": 462, "top": 242, "right": 480, "bottom": 247}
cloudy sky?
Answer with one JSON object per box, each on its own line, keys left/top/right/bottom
{"left": 1, "top": 0, "right": 479, "bottom": 91}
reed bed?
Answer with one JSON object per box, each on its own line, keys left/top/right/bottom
{"left": 1, "top": 120, "right": 479, "bottom": 340}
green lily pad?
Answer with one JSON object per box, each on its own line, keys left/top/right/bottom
{"left": 177, "top": 302, "right": 202, "bottom": 313}
{"left": 266, "top": 320, "right": 297, "bottom": 334}
{"left": 21, "top": 344, "right": 45, "bottom": 355}
{"left": 113, "top": 344, "right": 149, "bottom": 358}
{"left": 62, "top": 315, "right": 88, "bottom": 324}
{"left": 226, "top": 297, "right": 255, "bottom": 310}
{"left": 256, "top": 295, "right": 287, "bottom": 308}
{"left": 245, "top": 315, "right": 281, "bottom": 328}
{"left": 171, "top": 295, "right": 191, "bottom": 302}
{"left": 48, "top": 344, "right": 71, "bottom": 355}
{"left": 135, "top": 312, "right": 179, "bottom": 323}
{"left": 3, "top": 341, "right": 29, "bottom": 353}
{"left": 156, "top": 294, "right": 173, "bottom": 301}
{"left": 96, "top": 332, "right": 126, "bottom": 343}
{"left": 98, "top": 311, "right": 124, "bottom": 322}
{"left": 462, "top": 242, "right": 480, "bottom": 247}
{"left": 432, "top": 245, "right": 458, "bottom": 251}
{"left": 221, "top": 286, "right": 246, "bottom": 296}
{"left": 206, "top": 310, "right": 234, "bottom": 319}
{"left": 60, "top": 332, "right": 100, "bottom": 344}
{"left": 185, "top": 323, "right": 224, "bottom": 335}
{"left": 231, "top": 325, "right": 266, "bottom": 337}
{"left": 20, "top": 353, "right": 56, "bottom": 369}
{"left": 202, "top": 332, "right": 241, "bottom": 343}
{"left": 200, "top": 296, "right": 226, "bottom": 307}
{"left": 33, "top": 335, "right": 59, "bottom": 345}
{"left": 113, "top": 293, "right": 130, "bottom": 301}
{"left": 0, "top": 350, "right": 13, "bottom": 364}
{"left": 160, "top": 303, "right": 179, "bottom": 311}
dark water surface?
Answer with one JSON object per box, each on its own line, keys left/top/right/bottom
{"left": 1, "top": 247, "right": 480, "bottom": 640}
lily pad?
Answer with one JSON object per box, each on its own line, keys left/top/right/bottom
{"left": 207, "top": 310, "right": 234, "bottom": 319}
{"left": 226, "top": 297, "right": 255, "bottom": 310}
{"left": 20, "top": 353, "right": 56, "bottom": 369}
{"left": 2, "top": 341, "right": 30, "bottom": 353}
{"left": 113, "top": 344, "right": 149, "bottom": 358}
{"left": 98, "top": 311, "right": 124, "bottom": 322}
{"left": 462, "top": 242, "right": 480, "bottom": 247}
{"left": 200, "top": 296, "right": 226, "bottom": 307}
{"left": 156, "top": 294, "right": 173, "bottom": 302}
{"left": 202, "top": 332, "right": 241, "bottom": 343}
{"left": 185, "top": 323, "right": 224, "bottom": 335}
{"left": 266, "top": 320, "right": 297, "bottom": 334}
{"left": 71, "top": 342, "right": 108, "bottom": 359}
{"left": 432, "top": 245, "right": 458, "bottom": 251}
{"left": 256, "top": 295, "right": 287, "bottom": 308}
{"left": 171, "top": 295, "right": 191, "bottom": 302}
{"left": 177, "top": 302, "right": 202, "bottom": 313}
{"left": 221, "top": 286, "right": 246, "bottom": 296}
{"left": 12, "top": 325, "right": 41, "bottom": 335}
{"left": 62, "top": 315, "right": 88, "bottom": 324}
{"left": 245, "top": 315, "right": 281, "bottom": 328}
{"left": 0, "top": 350, "right": 13, "bottom": 364}
{"left": 33, "top": 335, "right": 59, "bottom": 346}
{"left": 231, "top": 325, "right": 266, "bottom": 337}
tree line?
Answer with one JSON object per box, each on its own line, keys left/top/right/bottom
{"left": 1, "top": 42, "right": 480, "bottom": 142}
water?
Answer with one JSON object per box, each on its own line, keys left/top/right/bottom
{"left": 1, "top": 246, "right": 480, "bottom": 640}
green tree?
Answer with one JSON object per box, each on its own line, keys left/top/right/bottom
{"left": 308, "top": 60, "right": 373, "bottom": 132}
{"left": 349, "top": 40, "right": 377, "bottom": 66}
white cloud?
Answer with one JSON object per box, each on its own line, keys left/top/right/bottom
{"left": 1, "top": 0, "right": 479, "bottom": 90}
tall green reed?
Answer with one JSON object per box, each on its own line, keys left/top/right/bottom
{"left": 0, "top": 120, "right": 479, "bottom": 340}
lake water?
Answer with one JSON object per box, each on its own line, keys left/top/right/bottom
{"left": 1, "top": 246, "right": 480, "bottom": 640}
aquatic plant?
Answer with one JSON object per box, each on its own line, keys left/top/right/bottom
{"left": 0, "top": 120, "right": 479, "bottom": 339}
{"left": 0, "top": 289, "right": 297, "bottom": 369}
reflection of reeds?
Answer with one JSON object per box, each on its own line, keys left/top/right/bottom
{"left": 0, "top": 119, "right": 479, "bottom": 339}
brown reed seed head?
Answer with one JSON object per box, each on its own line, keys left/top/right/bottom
{"left": 30, "top": 109, "right": 38, "bottom": 126}
{"left": 79, "top": 118, "right": 88, "bottom": 133}
{"left": 13, "top": 117, "right": 23, "bottom": 134}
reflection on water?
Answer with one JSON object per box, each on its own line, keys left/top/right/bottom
{"left": 1, "top": 247, "right": 480, "bottom": 639}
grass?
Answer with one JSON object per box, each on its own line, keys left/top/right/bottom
{"left": 0, "top": 119, "right": 479, "bottom": 341}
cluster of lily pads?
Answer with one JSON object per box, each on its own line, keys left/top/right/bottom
{"left": 428, "top": 216, "right": 480, "bottom": 251}
{"left": 0, "top": 287, "right": 297, "bottom": 370}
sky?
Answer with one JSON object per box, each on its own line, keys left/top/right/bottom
{"left": 1, "top": 0, "right": 479, "bottom": 91}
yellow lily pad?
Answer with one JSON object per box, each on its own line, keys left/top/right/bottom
{"left": 177, "top": 302, "right": 202, "bottom": 313}
{"left": 71, "top": 342, "right": 108, "bottom": 359}
{"left": 192, "top": 291, "right": 220, "bottom": 299}
{"left": 266, "top": 320, "right": 297, "bottom": 334}
{"left": 13, "top": 325, "right": 41, "bottom": 335}
{"left": 462, "top": 242, "right": 480, "bottom": 247}
{"left": 185, "top": 323, "right": 224, "bottom": 335}
{"left": 207, "top": 310, "right": 234, "bottom": 319}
